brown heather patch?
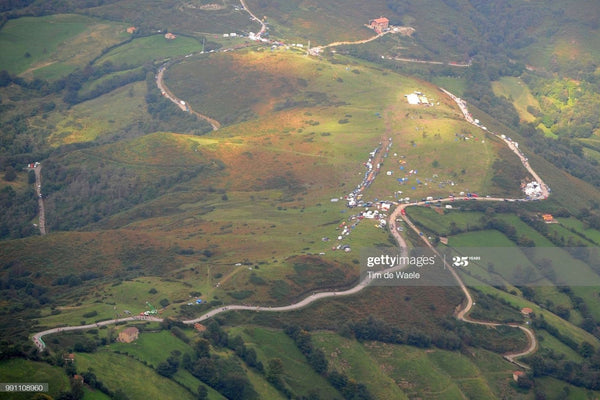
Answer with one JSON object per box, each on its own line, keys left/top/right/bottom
{"left": 0, "top": 230, "right": 178, "bottom": 289}
{"left": 238, "top": 285, "right": 464, "bottom": 333}
{"left": 207, "top": 116, "right": 341, "bottom": 195}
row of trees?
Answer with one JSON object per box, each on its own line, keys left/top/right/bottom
{"left": 63, "top": 65, "right": 148, "bottom": 105}
{"left": 285, "top": 325, "right": 374, "bottom": 400}
{"left": 526, "top": 338, "right": 600, "bottom": 390}
{"left": 185, "top": 321, "right": 258, "bottom": 400}
{"left": 344, "top": 315, "right": 463, "bottom": 352}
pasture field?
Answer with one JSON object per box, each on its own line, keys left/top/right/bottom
{"left": 546, "top": 222, "right": 596, "bottom": 247}
{"left": 75, "top": 351, "right": 196, "bottom": 400}
{"left": 171, "top": 369, "right": 226, "bottom": 400}
{"left": 491, "top": 77, "right": 540, "bottom": 123}
{"left": 536, "top": 330, "right": 584, "bottom": 363}
{"left": 353, "top": 340, "right": 503, "bottom": 400}
{"left": 582, "top": 146, "right": 600, "bottom": 163}
{"left": 408, "top": 208, "right": 486, "bottom": 236}
{"left": 557, "top": 217, "right": 600, "bottom": 244}
{"left": 43, "top": 81, "right": 150, "bottom": 146}
{"left": 37, "top": 276, "right": 202, "bottom": 327}
{"left": 0, "top": 14, "right": 128, "bottom": 79}
{"left": 243, "top": 366, "right": 286, "bottom": 400}
{"left": 444, "top": 229, "right": 515, "bottom": 248}
{"left": 313, "top": 333, "right": 410, "bottom": 400}
{"left": 84, "top": 0, "right": 254, "bottom": 36}
{"left": 83, "top": 388, "right": 112, "bottom": 400}
{"left": 449, "top": 226, "right": 600, "bottom": 319}
{"left": 78, "top": 66, "right": 145, "bottom": 95}
{"left": 109, "top": 329, "right": 192, "bottom": 366}
{"left": 432, "top": 77, "right": 467, "bottom": 97}
{"left": 0, "top": 358, "right": 70, "bottom": 400}
{"left": 463, "top": 273, "right": 600, "bottom": 349}
{"left": 95, "top": 34, "right": 204, "bottom": 66}
{"left": 245, "top": 0, "right": 386, "bottom": 45}
{"left": 534, "top": 377, "right": 599, "bottom": 400}
{"left": 494, "top": 214, "right": 554, "bottom": 246}
{"left": 227, "top": 326, "right": 340, "bottom": 398}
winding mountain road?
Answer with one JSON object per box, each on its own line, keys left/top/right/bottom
{"left": 156, "top": 65, "right": 221, "bottom": 130}
{"left": 30, "top": 1, "right": 541, "bottom": 368}
{"left": 153, "top": 0, "right": 270, "bottom": 131}
{"left": 34, "top": 164, "right": 47, "bottom": 236}
{"left": 32, "top": 88, "right": 541, "bottom": 368}
{"left": 239, "top": 0, "right": 267, "bottom": 38}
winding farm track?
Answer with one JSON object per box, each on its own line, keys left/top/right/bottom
{"left": 31, "top": 2, "right": 541, "bottom": 368}
{"left": 309, "top": 30, "right": 393, "bottom": 55}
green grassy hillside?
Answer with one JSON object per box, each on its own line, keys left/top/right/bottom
{"left": 0, "top": 14, "right": 128, "bottom": 79}
{"left": 2, "top": 1, "right": 600, "bottom": 398}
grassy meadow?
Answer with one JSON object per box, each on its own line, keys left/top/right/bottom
{"left": 42, "top": 81, "right": 150, "bottom": 146}
{"left": 75, "top": 351, "right": 197, "bottom": 400}
{"left": 311, "top": 332, "right": 525, "bottom": 400}
{"left": 228, "top": 326, "right": 340, "bottom": 398}
{"left": 0, "top": 14, "right": 128, "bottom": 80}
{"left": 491, "top": 77, "right": 540, "bottom": 123}
{"left": 0, "top": 358, "right": 70, "bottom": 399}
{"left": 95, "top": 34, "right": 204, "bottom": 66}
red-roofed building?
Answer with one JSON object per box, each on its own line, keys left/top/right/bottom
{"left": 370, "top": 17, "right": 389, "bottom": 34}
{"left": 542, "top": 214, "right": 554, "bottom": 223}
{"left": 521, "top": 307, "right": 533, "bottom": 317}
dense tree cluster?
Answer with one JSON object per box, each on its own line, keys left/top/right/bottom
{"left": 343, "top": 315, "right": 462, "bottom": 351}
{"left": 0, "top": 185, "right": 37, "bottom": 239}
{"left": 41, "top": 156, "right": 217, "bottom": 230}
{"left": 183, "top": 321, "right": 258, "bottom": 400}
{"left": 526, "top": 343, "right": 600, "bottom": 390}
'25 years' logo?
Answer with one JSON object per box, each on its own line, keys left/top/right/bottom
{"left": 452, "top": 256, "right": 469, "bottom": 267}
